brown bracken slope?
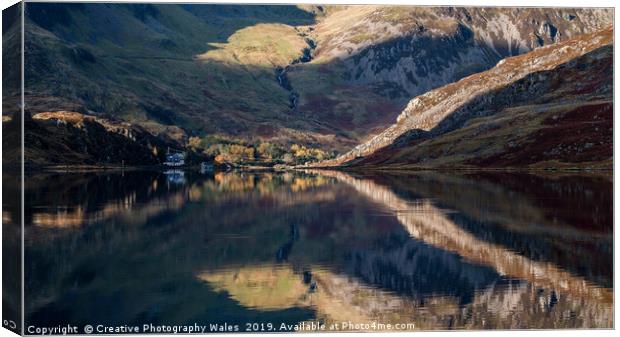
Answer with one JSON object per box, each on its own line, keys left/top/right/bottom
{"left": 315, "top": 27, "right": 613, "bottom": 170}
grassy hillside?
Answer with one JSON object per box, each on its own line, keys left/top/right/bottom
{"left": 23, "top": 4, "right": 333, "bottom": 145}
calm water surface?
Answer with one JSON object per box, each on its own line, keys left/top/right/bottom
{"left": 5, "top": 169, "right": 613, "bottom": 330}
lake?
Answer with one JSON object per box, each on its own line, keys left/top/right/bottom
{"left": 4, "top": 169, "right": 613, "bottom": 331}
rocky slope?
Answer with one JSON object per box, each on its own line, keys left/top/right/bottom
{"left": 317, "top": 27, "right": 613, "bottom": 169}
{"left": 311, "top": 7, "right": 611, "bottom": 93}
{"left": 282, "top": 6, "right": 612, "bottom": 142}
{"left": 296, "top": 7, "right": 611, "bottom": 103}
{"left": 13, "top": 4, "right": 613, "bottom": 158}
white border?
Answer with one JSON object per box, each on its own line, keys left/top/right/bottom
{"left": 0, "top": 1, "right": 617, "bottom": 337}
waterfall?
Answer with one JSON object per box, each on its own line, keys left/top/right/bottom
{"left": 274, "top": 36, "right": 317, "bottom": 111}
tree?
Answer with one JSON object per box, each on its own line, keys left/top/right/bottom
{"left": 257, "top": 142, "right": 283, "bottom": 160}
{"left": 282, "top": 153, "right": 294, "bottom": 164}
{"left": 218, "top": 144, "right": 255, "bottom": 162}
{"left": 188, "top": 136, "right": 202, "bottom": 150}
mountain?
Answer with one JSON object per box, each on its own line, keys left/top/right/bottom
{"left": 316, "top": 27, "right": 613, "bottom": 170}
{"left": 15, "top": 3, "right": 613, "bottom": 158}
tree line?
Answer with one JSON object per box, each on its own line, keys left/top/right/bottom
{"left": 187, "top": 135, "right": 336, "bottom": 166}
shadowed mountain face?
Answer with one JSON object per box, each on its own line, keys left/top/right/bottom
{"left": 15, "top": 3, "right": 613, "bottom": 158}
{"left": 10, "top": 169, "right": 611, "bottom": 329}
{"left": 319, "top": 27, "right": 613, "bottom": 169}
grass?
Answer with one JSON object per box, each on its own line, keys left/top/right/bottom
{"left": 200, "top": 24, "right": 308, "bottom": 67}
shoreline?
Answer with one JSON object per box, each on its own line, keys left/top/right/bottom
{"left": 301, "top": 165, "right": 614, "bottom": 173}
{"left": 3, "top": 163, "right": 612, "bottom": 174}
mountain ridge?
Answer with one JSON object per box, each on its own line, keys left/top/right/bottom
{"left": 314, "top": 26, "right": 613, "bottom": 169}
{"left": 14, "top": 4, "right": 613, "bottom": 154}
{"left": 2, "top": 4, "right": 613, "bottom": 167}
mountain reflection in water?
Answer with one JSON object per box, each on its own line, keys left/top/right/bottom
{"left": 7, "top": 169, "right": 611, "bottom": 330}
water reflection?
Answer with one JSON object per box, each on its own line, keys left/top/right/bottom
{"left": 9, "top": 169, "right": 611, "bottom": 330}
